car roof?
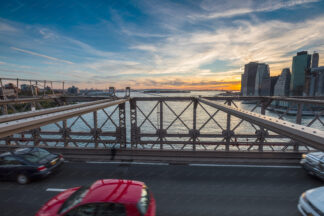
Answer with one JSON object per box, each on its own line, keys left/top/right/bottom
{"left": 0, "top": 151, "right": 12, "bottom": 157}
{"left": 0, "top": 147, "right": 42, "bottom": 157}
{"left": 13, "top": 147, "right": 36, "bottom": 155}
{"left": 81, "top": 179, "right": 144, "bottom": 205}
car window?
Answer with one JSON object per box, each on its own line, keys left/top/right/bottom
{"left": 19, "top": 148, "right": 51, "bottom": 163}
{"left": 30, "top": 148, "right": 50, "bottom": 158}
{"left": 3, "top": 156, "right": 21, "bottom": 165}
{"left": 21, "top": 154, "right": 40, "bottom": 163}
{"left": 59, "top": 186, "right": 90, "bottom": 214}
{"left": 64, "top": 204, "right": 96, "bottom": 216}
{"left": 96, "top": 203, "right": 127, "bottom": 216}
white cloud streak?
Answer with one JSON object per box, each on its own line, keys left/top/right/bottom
{"left": 195, "top": 0, "right": 319, "bottom": 20}
{"left": 11, "top": 47, "right": 74, "bottom": 64}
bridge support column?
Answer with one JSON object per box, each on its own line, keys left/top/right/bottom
{"left": 32, "top": 128, "right": 40, "bottom": 146}
{"left": 159, "top": 100, "right": 163, "bottom": 150}
{"left": 93, "top": 111, "right": 99, "bottom": 148}
{"left": 118, "top": 103, "right": 126, "bottom": 148}
{"left": 294, "top": 103, "right": 304, "bottom": 152}
{"left": 225, "top": 100, "right": 232, "bottom": 151}
{"left": 259, "top": 99, "right": 272, "bottom": 152}
{"left": 130, "top": 99, "right": 138, "bottom": 148}
{"left": 192, "top": 98, "right": 198, "bottom": 151}
{"left": 62, "top": 120, "right": 70, "bottom": 147}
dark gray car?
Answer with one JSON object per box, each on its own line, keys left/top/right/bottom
{"left": 0, "top": 147, "right": 64, "bottom": 184}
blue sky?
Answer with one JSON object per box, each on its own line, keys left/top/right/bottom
{"left": 0, "top": 0, "right": 324, "bottom": 90}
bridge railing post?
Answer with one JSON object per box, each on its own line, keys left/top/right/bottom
{"left": 159, "top": 100, "right": 163, "bottom": 150}
{"left": 192, "top": 98, "right": 198, "bottom": 151}
{"left": 259, "top": 98, "right": 272, "bottom": 152}
{"left": 225, "top": 99, "right": 231, "bottom": 152}
{"left": 62, "top": 120, "right": 68, "bottom": 147}
{"left": 130, "top": 99, "right": 138, "bottom": 149}
{"left": 32, "top": 128, "right": 40, "bottom": 146}
{"left": 93, "top": 111, "right": 99, "bottom": 148}
{"left": 294, "top": 102, "right": 304, "bottom": 151}
{"left": 118, "top": 103, "right": 126, "bottom": 148}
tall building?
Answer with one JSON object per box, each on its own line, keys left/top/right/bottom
{"left": 311, "top": 52, "right": 319, "bottom": 68}
{"left": 290, "top": 51, "right": 311, "bottom": 96}
{"left": 274, "top": 68, "right": 291, "bottom": 96}
{"left": 270, "top": 76, "right": 279, "bottom": 96}
{"left": 309, "top": 66, "right": 324, "bottom": 96}
{"left": 241, "top": 62, "right": 259, "bottom": 96}
{"left": 254, "top": 63, "right": 271, "bottom": 96}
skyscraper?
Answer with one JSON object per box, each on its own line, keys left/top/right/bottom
{"left": 274, "top": 68, "right": 291, "bottom": 97}
{"left": 309, "top": 66, "right": 324, "bottom": 96}
{"left": 290, "top": 51, "right": 311, "bottom": 96}
{"left": 254, "top": 63, "right": 271, "bottom": 96}
{"left": 241, "top": 62, "right": 259, "bottom": 96}
{"left": 311, "top": 52, "right": 319, "bottom": 68}
{"left": 270, "top": 76, "right": 279, "bottom": 96}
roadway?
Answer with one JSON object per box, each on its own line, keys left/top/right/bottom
{"left": 0, "top": 162, "right": 322, "bottom": 216}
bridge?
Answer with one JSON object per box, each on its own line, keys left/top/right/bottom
{"left": 0, "top": 78, "right": 324, "bottom": 163}
{"left": 1, "top": 77, "right": 324, "bottom": 215}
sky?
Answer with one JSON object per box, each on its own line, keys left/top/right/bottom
{"left": 0, "top": 0, "right": 324, "bottom": 90}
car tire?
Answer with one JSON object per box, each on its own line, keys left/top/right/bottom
{"left": 16, "top": 174, "right": 29, "bottom": 184}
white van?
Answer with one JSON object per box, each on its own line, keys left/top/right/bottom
{"left": 300, "top": 152, "right": 324, "bottom": 180}
{"left": 298, "top": 186, "right": 324, "bottom": 216}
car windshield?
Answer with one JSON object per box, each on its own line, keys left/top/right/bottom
{"left": 59, "top": 186, "right": 89, "bottom": 214}
{"left": 20, "top": 148, "right": 51, "bottom": 163}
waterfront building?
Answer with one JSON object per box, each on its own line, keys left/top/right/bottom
{"left": 254, "top": 63, "right": 271, "bottom": 96}
{"left": 311, "top": 52, "right": 319, "bottom": 68}
{"left": 241, "top": 62, "right": 259, "bottom": 96}
{"left": 309, "top": 66, "right": 324, "bottom": 96}
{"left": 67, "top": 86, "right": 80, "bottom": 94}
{"left": 274, "top": 68, "right": 291, "bottom": 97}
{"left": 270, "top": 76, "right": 279, "bottom": 96}
{"left": 290, "top": 51, "right": 311, "bottom": 96}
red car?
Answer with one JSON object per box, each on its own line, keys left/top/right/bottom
{"left": 36, "top": 179, "right": 156, "bottom": 216}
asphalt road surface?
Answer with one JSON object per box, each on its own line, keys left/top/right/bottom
{"left": 0, "top": 162, "right": 322, "bottom": 216}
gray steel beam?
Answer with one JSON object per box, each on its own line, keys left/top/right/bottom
{"left": 0, "top": 98, "right": 129, "bottom": 138}
{"left": 0, "top": 95, "right": 61, "bottom": 105}
{"left": 198, "top": 98, "right": 324, "bottom": 151}
{"left": 132, "top": 96, "right": 324, "bottom": 105}
{"left": 0, "top": 98, "right": 117, "bottom": 123}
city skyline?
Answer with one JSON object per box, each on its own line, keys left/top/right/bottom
{"left": 1, "top": 0, "right": 324, "bottom": 90}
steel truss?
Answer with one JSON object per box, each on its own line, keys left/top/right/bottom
{"left": 130, "top": 97, "right": 324, "bottom": 153}
{"left": 0, "top": 96, "right": 323, "bottom": 153}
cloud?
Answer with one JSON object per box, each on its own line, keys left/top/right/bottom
{"left": 0, "top": 68, "right": 41, "bottom": 76}
{"left": 0, "top": 22, "right": 18, "bottom": 32}
{"left": 11, "top": 47, "right": 74, "bottom": 64}
{"left": 195, "top": 0, "right": 319, "bottom": 20}
{"left": 130, "top": 45, "right": 157, "bottom": 52}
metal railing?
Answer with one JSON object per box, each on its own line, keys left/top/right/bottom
{"left": 0, "top": 95, "right": 323, "bottom": 154}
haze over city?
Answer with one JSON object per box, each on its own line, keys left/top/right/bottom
{"left": 1, "top": 0, "right": 324, "bottom": 90}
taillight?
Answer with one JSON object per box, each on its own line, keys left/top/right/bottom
{"left": 59, "top": 154, "right": 63, "bottom": 159}
{"left": 38, "top": 165, "right": 47, "bottom": 172}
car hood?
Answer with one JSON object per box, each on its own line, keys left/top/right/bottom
{"left": 306, "top": 186, "right": 324, "bottom": 212}
{"left": 307, "top": 152, "right": 324, "bottom": 160}
{"left": 36, "top": 187, "right": 80, "bottom": 216}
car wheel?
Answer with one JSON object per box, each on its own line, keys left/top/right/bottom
{"left": 17, "top": 174, "right": 29, "bottom": 184}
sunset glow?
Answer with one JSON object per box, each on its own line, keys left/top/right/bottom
{"left": 0, "top": 0, "right": 324, "bottom": 90}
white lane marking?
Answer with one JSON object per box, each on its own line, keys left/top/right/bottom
{"left": 86, "top": 161, "right": 169, "bottom": 166}
{"left": 46, "top": 188, "right": 66, "bottom": 192}
{"left": 189, "top": 164, "right": 301, "bottom": 168}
